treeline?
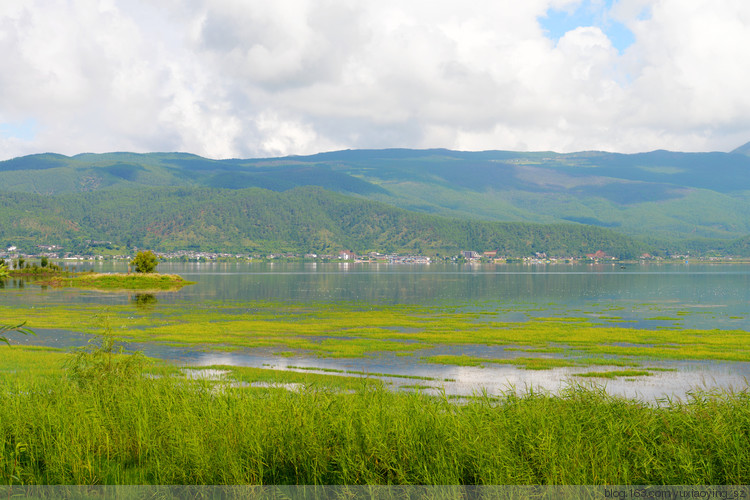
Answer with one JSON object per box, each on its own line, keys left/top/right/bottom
{"left": 2, "top": 186, "right": 649, "bottom": 257}
{"left": 640, "top": 235, "right": 750, "bottom": 257}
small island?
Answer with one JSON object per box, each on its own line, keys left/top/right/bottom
{"left": 40, "top": 272, "right": 194, "bottom": 291}
{"left": 3, "top": 250, "right": 194, "bottom": 291}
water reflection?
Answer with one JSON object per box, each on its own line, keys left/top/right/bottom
{"left": 2, "top": 262, "right": 749, "bottom": 329}
{"left": 143, "top": 346, "right": 750, "bottom": 402}
{"left": 132, "top": 293, "right": 158, "bottom": 310}
{"left": 4, "top": 262, "right": 750, "bottom": 401}
{"left": 12, "top": 327, "right": 750, "bottom": 402}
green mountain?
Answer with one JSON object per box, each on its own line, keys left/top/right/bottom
{"left": 2, "top": 145, "right": 750, "bottom": 246}
{"left": 0, "top": 186, "right": 648, "bottom": 258}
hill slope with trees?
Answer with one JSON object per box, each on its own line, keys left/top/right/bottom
{"left": 3, "top": 147, "right": 750, "bottom": 244}
{"left": 0, "top": 186, "right": 649, "bottom": 258}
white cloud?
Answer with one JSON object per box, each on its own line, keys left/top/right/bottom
{"left": 1, "top": 0, "right": 750, "bottom": 160}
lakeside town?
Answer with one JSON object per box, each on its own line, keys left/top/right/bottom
{"left": 0, "top": 244, "right": 738, "bottom": 267}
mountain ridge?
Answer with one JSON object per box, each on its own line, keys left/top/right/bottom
{"left": 3, "top": 146, "right": 750, "bottom": 243}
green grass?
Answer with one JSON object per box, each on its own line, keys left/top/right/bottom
{"left": 0, "top": 345, "right": 68, "bottom": 376}
{"left": 2, "top": 330, "right": 749, "bottom": 485}
{"left": 40, "top": 272, "right": 194, "bottom": 291}
{"left": 1, "top": 369, "right": 749, "bottom": 485}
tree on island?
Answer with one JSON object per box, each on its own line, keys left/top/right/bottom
{"left": 130, "top": 251, "right": 159, "bottom": 273}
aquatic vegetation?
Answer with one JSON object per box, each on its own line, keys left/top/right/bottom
{"left": 422, "top": 354, "right": 484, "bottom": 367}
{"left": 220, "top": 365, "right": 383, "bottom": 391}
{"left": 576, "top": 370, "right": 653, "bottom": 379}
{"left": 2, "top": 264, "right": 749, "bottom": 485}
{"left": 420, "top": 354, "right": 639, "bottom": 371}
{"left": 505, "top": 346, "right": 566, "bottom": 353}
{"left": 287, "top": 365, "right": 347, "bottom": 374}
{"left": 288, "top": 366, "right": 445, "bottom": 382}
{"left": 1, "top": 367, "right": 748, "bottom": 485}
{"left": 0, "top": 299, "right": 748, "bottom": 365}
{"left": 573, "top": 358, "right": 640, "bottom": 367}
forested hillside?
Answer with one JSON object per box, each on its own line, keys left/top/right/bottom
{"left": 0, "top": 186, "right": 648, "bottom": 257}
{"left": 3, "top": 147, "right": 750, "bottom": 244}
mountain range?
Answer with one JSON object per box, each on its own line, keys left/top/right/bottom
{"left": 2, "top": 143, "right": 750, "bottom": 256}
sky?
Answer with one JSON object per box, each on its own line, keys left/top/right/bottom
{"left": 1, "top": 0, "right": 750, "bottom": 160}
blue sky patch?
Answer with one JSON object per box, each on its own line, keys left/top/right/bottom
{"left": 0, "top": 119, "right": 37, "bottom": 141}
{"left": 540, "top": 0, "right": 636, "bottom": 53}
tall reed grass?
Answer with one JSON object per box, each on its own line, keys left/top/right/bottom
{"left": 1, "top": 371, "right": 748, "bottom": 485}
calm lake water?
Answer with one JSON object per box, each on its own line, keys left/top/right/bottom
{"left": 4, "top": 261, "right": 750, "bottom": 400}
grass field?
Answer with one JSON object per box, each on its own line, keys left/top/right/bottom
{"left": 2, "top": 292, "right": 749, "bottom": 486}
{"left": 1, "top": 343, "right": 748, "bottom": 485}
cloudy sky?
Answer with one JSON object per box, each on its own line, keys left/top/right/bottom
{"left": 1, "top": 0, "right": 749, "bottom": 160}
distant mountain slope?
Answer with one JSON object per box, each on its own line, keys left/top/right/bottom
{"left": 0, "top": 186, "right": 647, "bottom": 258}
{"left": 2, "top": 146, "right": 750, "bottom": 241}
{"left": 0, "top": 152, "right": 386, "bottom": 196}
{"left": 732, "top": 141, "right": 750, "bottom": 156}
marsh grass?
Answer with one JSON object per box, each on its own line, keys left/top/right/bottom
{"left": 1, "top": 371, "right": 748, "bottom": 485}
{"left": 0, "top": 346, "right": 67, "bottom": 377}
{"left": 1, "top": 326, "right": 749, "bottom": 486}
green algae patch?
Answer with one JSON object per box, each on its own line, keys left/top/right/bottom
{"left": 218, "top": 365, "right": 383, "bottom": 391}
{"left": 421, "top": 354, "right": 643, "bottom": 371}
{"left": 2, "top": 299, "right": 750, "bottom": 363}
{"left": 422, "top": 354, "right": 484, "bottom": 367}
{"left": 576, "top": 370, "right": 653, "bottom": 379}
{"left": 577, "top": 358, "right": 642, "bottom": 367}
{"left": 506, "top": 346, "right": 566, "bottom": 354}
{"left": 421, "top": 354, "right": 578, "bottom": 370}
{"left": 40, "top": 272, "right": 195, "bottom": 291}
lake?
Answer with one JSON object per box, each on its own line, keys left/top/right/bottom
{"left": 4, "top": 260, "right": 750, "bottom": 401}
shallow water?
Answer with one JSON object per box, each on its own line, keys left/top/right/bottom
{"left": 180, "top": 350, "right": 750, "bottom": 401}
{"left": 13, "top": 326, "right": 748, "bottom": 402}
{"left": 4, "top": 261, "right": 750, "bottom": 401}
{"left": 3, "top": 261, "right": 749, "bottom": 328}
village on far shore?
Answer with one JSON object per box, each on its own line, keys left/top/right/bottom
{"left": 0, "top": 243, "right": 733, "bottom": 267}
